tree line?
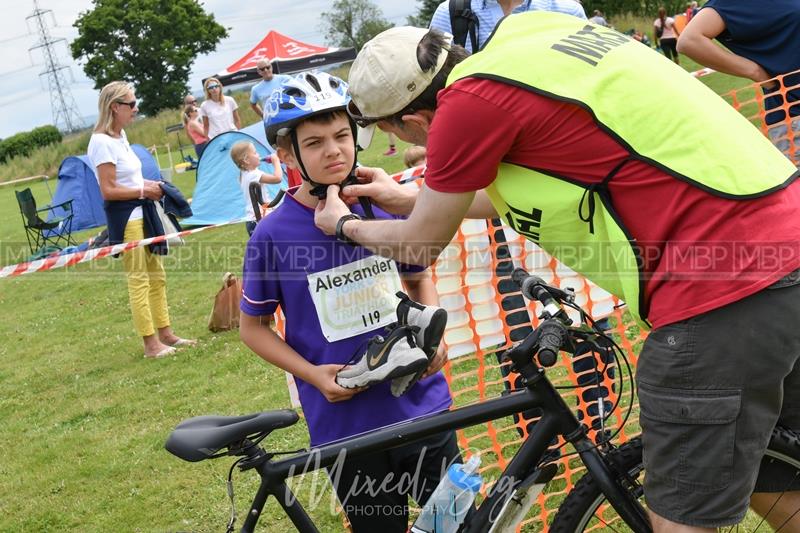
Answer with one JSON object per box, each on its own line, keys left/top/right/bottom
{"left": 66, "top": 0, "right": 691, "bottom": 132}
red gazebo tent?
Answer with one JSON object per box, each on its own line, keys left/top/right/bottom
{"left": 211, "top": 31, "right": 357, "bottom": 86}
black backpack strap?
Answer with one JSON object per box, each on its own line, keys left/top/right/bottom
{"left": 449, "top": 0, "right": 480, "bottom": 51}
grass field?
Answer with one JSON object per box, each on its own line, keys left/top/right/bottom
{"left": 0, "top": 42, "right": 764, "bottom": 531}
{"left": 0, "top": 130, "right": 413, "bottom": 532}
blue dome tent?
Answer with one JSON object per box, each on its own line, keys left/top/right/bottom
{"left": 47, "top": 144, "right": 163, "bottom": 233}
{"left": 181, "top": 122, "right": 286, "bottom": 226}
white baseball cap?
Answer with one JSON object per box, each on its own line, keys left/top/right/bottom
{"left": 347, "top": 26, "right": 452, "bottom": 149}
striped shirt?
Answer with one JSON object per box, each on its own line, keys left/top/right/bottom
{"left": 429, "top": 0, "right": 587, "bottom": 53}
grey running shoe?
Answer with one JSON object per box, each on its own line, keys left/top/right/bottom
{"left": 336, "top": 325, "right": 428, "bottom": 390}
{"left": 390, "top": 291, "right": 448, "bottom": 397}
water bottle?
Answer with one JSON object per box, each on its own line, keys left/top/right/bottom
{"left": 411, "top": 455, "right": 483, "bottom": 533}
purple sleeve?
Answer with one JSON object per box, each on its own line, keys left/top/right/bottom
{"left": 398, "top": 261, "right": 426, "bottom": 274}
{"left": 241, "top": 234, "right": 281, "bottom": 316}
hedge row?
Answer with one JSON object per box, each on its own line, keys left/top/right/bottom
{"left": 583, "top": 0, "right": 689, "bottom": 17}
{"left": 0, "top": 126, "right": 63, "bottom": 164}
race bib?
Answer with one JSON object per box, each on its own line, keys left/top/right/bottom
{"left": 307, "top": 255, "right": 403, "bottom": 342}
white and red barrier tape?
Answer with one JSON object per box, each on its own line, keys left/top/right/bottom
{"left": 691, "top": 67, "right": 716, "bottom": 78}
{"left": 0, "top": 220, "right": 242, "bottom": 279}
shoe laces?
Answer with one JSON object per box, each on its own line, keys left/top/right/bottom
{"left": 395, "top": 291, "right": 425, "bottom": 325}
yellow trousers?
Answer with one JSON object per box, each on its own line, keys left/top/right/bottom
{"left": 122, "top": 218, "right": 170, "bottom": 337}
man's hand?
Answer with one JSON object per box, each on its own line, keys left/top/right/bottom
{"left": 341, "top": 166, "right": 418, "bottom": 215}
{"left": 421, "top": 344, "right": 448, "bottom": 379}
{"left": 312, "top": 364, "right": 365, "bottom": 403}
{"left": 314, "top": 185, "right": 351, "bottom": 236}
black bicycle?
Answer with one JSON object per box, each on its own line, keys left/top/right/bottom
{"left": 165, "top": 268, "right": 800, "bottom": 532}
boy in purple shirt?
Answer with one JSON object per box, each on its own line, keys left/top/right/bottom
{"left": 240, "top": 72, "right": 460, "bottom": 532}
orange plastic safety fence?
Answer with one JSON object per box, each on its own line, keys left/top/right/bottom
{"left": 431, "top": 216, "right": 648, "bottom": 531}
{"left": 721, "top": 68, "right": 800, "bottom": 166}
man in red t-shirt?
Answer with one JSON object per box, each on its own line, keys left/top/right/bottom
{"left": 315, "top": 23, "right": 800, "bottom": 532}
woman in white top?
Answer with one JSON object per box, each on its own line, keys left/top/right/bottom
{"left": 654, "top": 6, "right": 681, "bottom": 64}
{"left": 87, "top": 81, "right": 196, "bottom": 358}
{"left": 199, "top": 77, "right": 241, "bottom": 140}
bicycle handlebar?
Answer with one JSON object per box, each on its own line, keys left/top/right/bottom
{"left": 510, "top": 267, "right": 578, "bottom": 367}
{"left": 536, "top": 320, "right": 568, "bottom": 367}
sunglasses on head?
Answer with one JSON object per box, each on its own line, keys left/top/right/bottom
{"left": 116, "top": 100, "right": 137, "bottom": 109}
{"left": 346, "top": 100, "right": 392, "bottom": 128}
{"left": 207, "top": 84, "right": 221, "bottom": 90}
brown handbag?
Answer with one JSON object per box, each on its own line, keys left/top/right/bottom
{"left": 208, "top": 272, "right": 242, "bottom": 332}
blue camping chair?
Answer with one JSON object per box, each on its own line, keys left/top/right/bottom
{"left": 16, "top": 187, "right": 75, "bottom": 254}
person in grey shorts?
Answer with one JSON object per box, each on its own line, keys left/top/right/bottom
{"left": 637, "top": 270, "right": 800, "bottom": 527}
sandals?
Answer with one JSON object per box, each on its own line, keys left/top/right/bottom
{"left": 168, "top": 338, "right": 197, "bottom": 347}
{"left": 144, "top": 346, "right": 177, "bottom": 359}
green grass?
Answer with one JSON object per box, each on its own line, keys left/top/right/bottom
{"left": 0, "top": 132, "right": 413, "bottom": 531}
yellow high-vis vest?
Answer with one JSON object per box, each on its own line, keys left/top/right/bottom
{"left": 446, "top": 12, "right": 798, "bottom": 326}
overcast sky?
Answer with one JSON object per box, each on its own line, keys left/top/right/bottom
{"left": 0, "top": 0, "right": 417, "bottom": 139}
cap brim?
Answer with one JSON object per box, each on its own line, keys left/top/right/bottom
{"left": 357, "top": 124, "right": 376, "bottom": 150}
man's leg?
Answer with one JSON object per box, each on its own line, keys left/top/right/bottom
{"left": 649, "top": 511, "right": 713, "bottom": 533}
{"left": 751, "top": 492, "right": 800, "bottom": 530}
{"left": 751, "top": 352, "right": 800, "bottom": 530}
{"left": 636, "top": 278, "right": 800, "bottom": 529}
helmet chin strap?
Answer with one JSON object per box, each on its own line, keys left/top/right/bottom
{"left": 290, "top": 120, "right": 375, "bottom": 219}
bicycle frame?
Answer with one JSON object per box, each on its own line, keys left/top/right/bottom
{"left": 237, "top": 352, "right": 649, "bottom": 533}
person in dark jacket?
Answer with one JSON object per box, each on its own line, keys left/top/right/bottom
{"left": 88, "top": 81, "right": 196, "bottom": 358}
{"left": 677, "top": 0, "right": 800, "bottom": 162}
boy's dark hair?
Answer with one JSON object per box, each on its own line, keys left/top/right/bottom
{"left": 388, "top": 31, "right": 469, "bottom": 126}
{"left": 275, "top": 109, "right": 350, "bottom": 151}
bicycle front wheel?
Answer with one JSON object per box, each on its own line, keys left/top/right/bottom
{"left": 549, "top": 428, "right": 800, "bottom": 532}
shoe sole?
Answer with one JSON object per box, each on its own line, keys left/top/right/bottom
{"left": 392, "top": 308, "right": 449, "bottom": 397}
{"left": 419, "top": 307, "right": 448, "bottom": 357}
{"left": 337, "top": 355, "right": 428, "bottom": 389}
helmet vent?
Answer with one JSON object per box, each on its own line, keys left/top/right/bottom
{"left": 305, "top": 74, "right": 321, "bottom": 92}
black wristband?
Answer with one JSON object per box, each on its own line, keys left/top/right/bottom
{"left": 335, "top": 213, "right": 362, "bottom": 245}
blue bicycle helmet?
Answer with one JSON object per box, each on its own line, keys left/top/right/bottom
{"left": 264, "top": 71, "right": 351, "bottom": 147}
{"left": 262, "top": 72, "right": 360, "bottom": 199}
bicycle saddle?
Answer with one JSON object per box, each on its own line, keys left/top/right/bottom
{"left": 165, "top": 410, "right": 299, "bottom": 462}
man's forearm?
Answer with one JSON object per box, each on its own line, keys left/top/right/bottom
{"left": 343, "top": 218, "right": 444, "bottom": 267}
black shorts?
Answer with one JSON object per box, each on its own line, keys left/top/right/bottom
{"left": 660, "top": 37, "right": 678, "bottom": 60}
{"left": 636, "top": 270, "right": 800, "bottom": 527}
{"left": 326, "top": 430, "right": 462, "bottom": 533}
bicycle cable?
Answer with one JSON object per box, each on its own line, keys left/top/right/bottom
{"left": 534, "top": 300, "right": 638, "bottom": 467}
{"left": 560, "top": 299, "right": 637, "bottom": 446}
{"left": 225, "top": 457, "right": 245, "bottom": 533}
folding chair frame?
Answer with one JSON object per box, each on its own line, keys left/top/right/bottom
{"left": 15, "top": 188, "right": 76, "bottom": 255}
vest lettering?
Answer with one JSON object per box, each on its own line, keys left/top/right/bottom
{"left": 504, "top": 205, "right": 543, "bottom": 242}
{"left": 551, "top": 41, "right": 602, "bottom": 66}
{"left": 576, "top": 27, "right": 629, "bottom": 45}
{"left": 552, "top": 25, "right": 629, "bottom": 66}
